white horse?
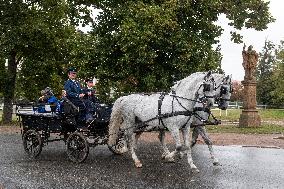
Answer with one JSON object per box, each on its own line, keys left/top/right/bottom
{"left": 108, "top": 72, "right": 230, "bottom": 173}
{"left": 147, "top": 73, "right": 232, "bottom": 166}
{"left": 190, "top": 74, "right": 232, "bottom": 165}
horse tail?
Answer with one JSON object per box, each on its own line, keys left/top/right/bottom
{"left": 108, "top": 98, "right": 124, "bottom": 147}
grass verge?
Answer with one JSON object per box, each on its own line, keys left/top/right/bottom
{"left": 207, "top": 124, "right": 284, "bottom": 134}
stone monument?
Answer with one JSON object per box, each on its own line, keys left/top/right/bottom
{"left": 239, "top": 44, "right": 261, "bottom": 127}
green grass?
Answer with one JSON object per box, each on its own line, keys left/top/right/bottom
{"left": 207, "top": 109, "right": 284, "bottom": 134}
{"left": 0, "top": 110, "right": 18, "bottom": 124}
{"left": 211, "top": 109, "right": 284, "bottom": 122}
{"left": 207, "top": 124, "right": 284, "bottom": 134}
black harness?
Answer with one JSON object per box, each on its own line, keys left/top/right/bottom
{"left": 122, "top": 75, "right": 231, "bottom": 133}
{"left": 135, "top": 82, "right": 217, "bottom": 132}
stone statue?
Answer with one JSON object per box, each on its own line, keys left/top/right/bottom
{"left": 239, "top": 44, "right": 261, "bottom": 127}
{"left": 242, "top": 44, "right": 258, "bottom": 81}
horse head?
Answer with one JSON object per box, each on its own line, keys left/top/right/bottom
{"left": 213, "top": 74, "right": 232, "bottom": 110}
{"left": 194, "top": 71, "right": 216, "bottom": 108}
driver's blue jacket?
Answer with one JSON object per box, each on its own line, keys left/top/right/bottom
{"left": 64, "top": 79, "right": 86, "bottom": 121}
{"left": 64, "top": 79, "right": 82, "bottom": 100}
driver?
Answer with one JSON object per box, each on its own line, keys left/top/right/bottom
{"left": 64, "top": 67, "right": 86, "bottom": 124}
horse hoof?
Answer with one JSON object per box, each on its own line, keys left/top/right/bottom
{"left": 178, "top": 152, "right": 185, "bottom": 159}
{"left": 120, "top": 146, "right": 128, "bottom": 153}
{"left": 165, "top": 155, "right": 175, "bottom": 163}
{"left": 191, "top": 168, "right": 200, "bottom": 174}
{"left": 213, "top": 161, "right": 221, "bottom": 166}
{"left": 161, "top": 152, "right": 170, "bottom": 160}
{"left": 135, "top": 161, "right": 143, "bottom": 168}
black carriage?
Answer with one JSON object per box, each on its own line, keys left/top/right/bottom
{"left": 17, "top": 101, "right": 123, "bottom": 163}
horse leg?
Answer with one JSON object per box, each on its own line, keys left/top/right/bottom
{"left": 175, "top": 123, "right": 199, "bottom": 159}
{"left": 178, "top": 126, "right": 198, "bottom": 159}
{"left": 134, "top": 132, "right": 142, "bottom": 150}
{"left": 164, "top": 127, "right": 183, "bottom": 162}
{"left": 158, "top": 130, "right": 173, "bottom": 161}
{"left": 182, "top": 126, "right": 199, "bottom": 173}
{"left": 122, "top": 116, "right": 142, "bottom": 168}
{"left": 129, "top": 133, "right": 142, "bottom": 168}
{"left": 199, "top": 126, "right": 220, "bottom": 166}
{"left": 177, "top": 128, "right": 188, "bottom": 159}
{"left": 191, "top": 126, "right": 199, "bottom": 148}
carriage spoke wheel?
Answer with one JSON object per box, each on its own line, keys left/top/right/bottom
{"left": 108, "top": 134, "right": 127, "bottom": 155}
{"left": 66, "top": 132, "right": 89, "bottom": 163}
{"left": 23, "top": 130, "right": 42, "bottom": 158}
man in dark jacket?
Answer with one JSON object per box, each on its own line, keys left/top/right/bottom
{"left": 64, "top": 67, "right": 86, "bottom": 124}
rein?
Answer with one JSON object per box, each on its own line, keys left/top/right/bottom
{"left": 115, "top": 74, "right": 229, "bottom": 134}
{"left": 137, "top": 81, "right": 216, "bottom": 130}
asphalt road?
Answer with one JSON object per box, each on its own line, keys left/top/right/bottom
{"left": 0, "top": 133, "right": 284, "bottom": 189}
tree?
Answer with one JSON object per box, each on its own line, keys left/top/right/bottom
{"left": 256, "top": 40, "right": 275, "bottom": 105}
{"left": 16, "top": 31, "right": 95, "bottom": 101}
{"left": 231, "top": 80, "right": 244, "bottom": 102}
{"left": 269, "top": 40, "right": 284, "bottom": 107}
{"left": 84, "top": 0, "right": 274, "bottom": 98}
{"left": 0, "top": 0, "right": 92, "bottom": 123}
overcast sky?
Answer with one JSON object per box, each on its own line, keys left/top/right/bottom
{"left": 218, "top": 0, "right": 284, "bottom": 81}
{"left": 83, "top": 0, "right": 283, "bottom": 81}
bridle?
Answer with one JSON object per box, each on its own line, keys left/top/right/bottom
{"left": 194, "top": 75, "right": 216, "bottom": 105}
{"left": 213, "top": 76, "right": 233, "bottom": 106}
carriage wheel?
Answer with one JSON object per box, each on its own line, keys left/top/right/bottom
{"left": 108, "top": 135, "right": 127, "bottom": 155}
{"left": 23, "top": 130, "right": 42, "bottom": 158}
{"left": 66, "top": 132, "right": 89, "bottom": 163}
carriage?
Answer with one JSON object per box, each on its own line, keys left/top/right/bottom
{"left": 16, "top": 94, "right": 220, "bottom": 164}
{"left": 17, "top": 71, "right": 232, "bottom": 172}
{"left": 16, "top": 101, "right": 124, "bottom": 163}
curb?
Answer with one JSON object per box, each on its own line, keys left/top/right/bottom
{"left": 242, "top": 145, "right": 281, "bottom": 149}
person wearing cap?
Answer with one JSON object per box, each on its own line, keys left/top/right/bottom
{"left": 38, "top": 87, "right": 59, "bottom": 113}
{"left": 82, "top": 78, "right": 98, "bottom": 122}
{"left": 83, "top": 78, "right": 98, "bottom": 102}
{"left": 64, "top": 67, "right": 86, "bottom": 124}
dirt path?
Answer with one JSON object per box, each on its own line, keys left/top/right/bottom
{"left": 2, "top": 125, "right": 283, "bottom": 149}
{"left": 138, "top": 132, "right": 284, "bottom": 149}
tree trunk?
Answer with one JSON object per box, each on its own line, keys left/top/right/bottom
{"left": 2, "top": 50, "right": 17, "bottom": 124}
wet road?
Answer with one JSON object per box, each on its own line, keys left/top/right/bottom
{"left": 0, "top": 133, "right": 284, "bottom": 189}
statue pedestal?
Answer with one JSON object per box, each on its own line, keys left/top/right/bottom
{"left": 239, "top": 80, "right": 261, "bottom": 127}
{"left": 239, "top": 109, "right": 261, "bottom": 127}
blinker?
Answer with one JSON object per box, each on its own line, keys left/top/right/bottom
{"left": 220, "top": 86, "right": 227, "bottom": 94}
{"left": 203, "top": 84, "right": 211, "bottom": 92}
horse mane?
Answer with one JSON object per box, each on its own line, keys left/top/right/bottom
{"left": 171, "top": 72, "right": 207, "bottom": 96}
{"left": 212, "top": 73, "right": 226, "bottom": 85}
{"left": 172, "top": 72, "right": 206, "bottom": 89}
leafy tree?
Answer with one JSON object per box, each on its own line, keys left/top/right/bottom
{"left": 0, "top": 0, "right": 92, "bottom": 123}
{"left": 231, "top": 80, "right": 243, "bottom": 102}
{"left": 84, "top": 0, "right": 274, "bottom": 99}
{"left": 17, "top": 31, "right": 95, "bottom": 101}
{"left": 270, "top": 41, "right": 284, "bottom": 107}
{"left": 0, "top": 55, "right": 5, "bottom": 94}
{"left": 256, "top": 40, "right": 275, "bottom": 105}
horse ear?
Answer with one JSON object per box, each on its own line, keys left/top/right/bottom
{"left": 225, "top": 75, "right": 232, "bottom": 83}
{"left": 227, "top": 75, "right": 233, "bottom": 81}
{"left": 207, "top": 71, "right": 212, "bottom": 77}
{"left": 204, "top": 71, "right": 212, "bottom": 80}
